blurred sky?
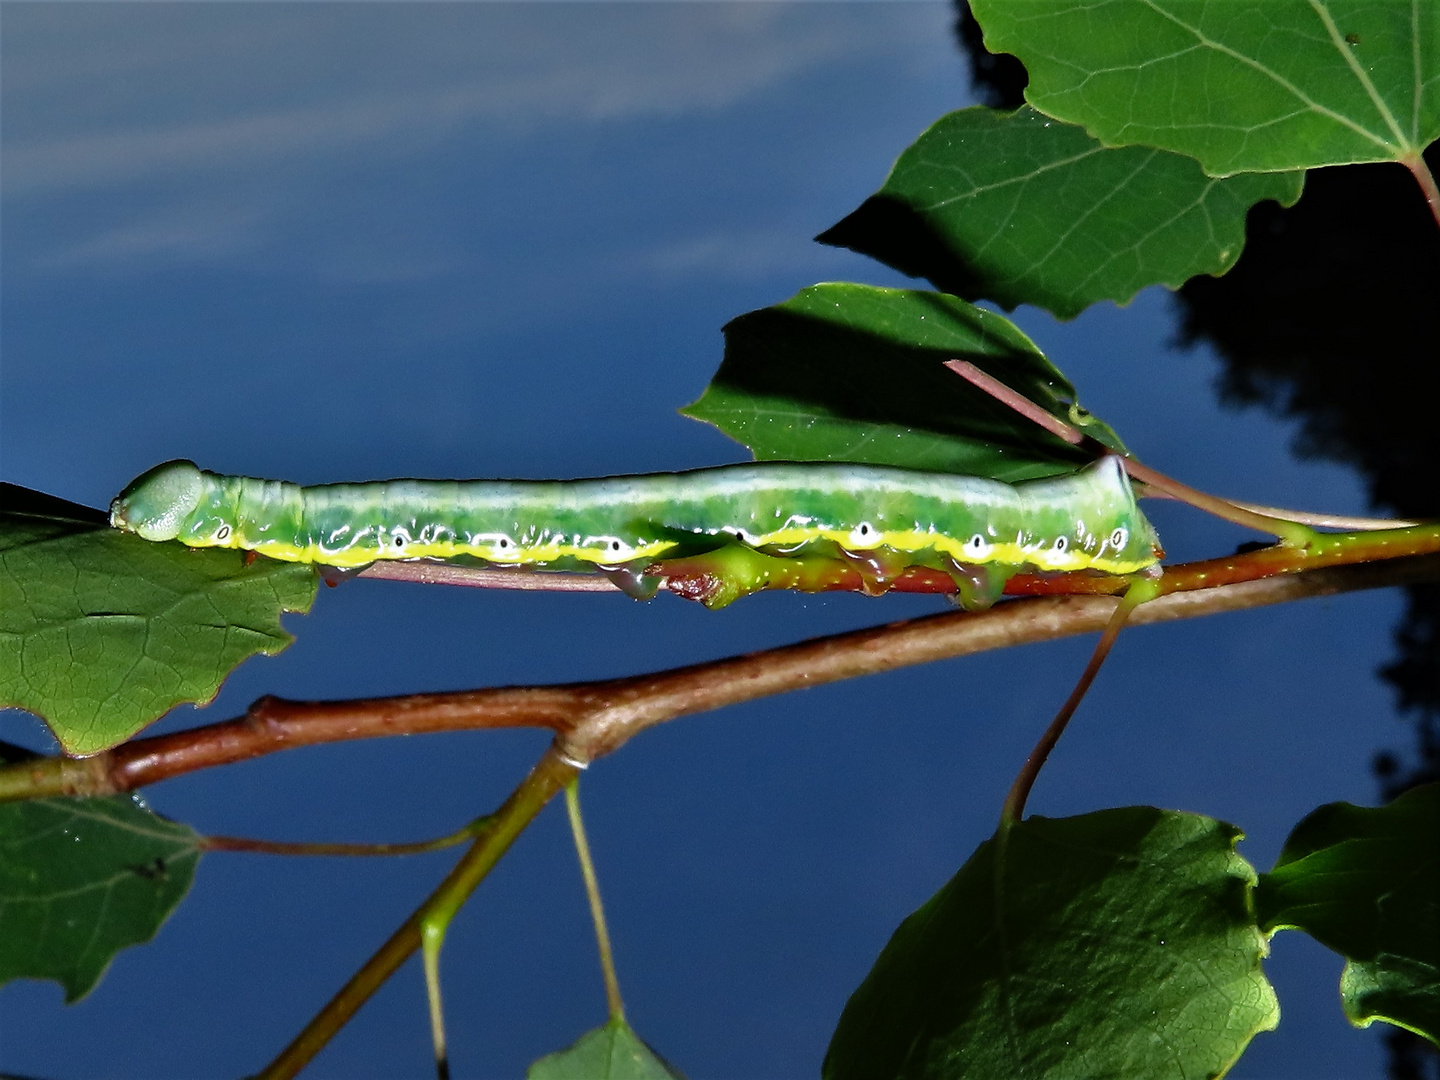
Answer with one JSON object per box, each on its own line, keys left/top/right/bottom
{"left": 0, "top": 4, "right": 1406, "bottom": 1078}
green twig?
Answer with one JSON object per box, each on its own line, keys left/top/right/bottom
{"left": 420, "top": 917, "right": 450, "bottom": 1080}
{"left": 565, "top": 779, "right": 625, "bottom": 1020}
{"left": 254, "top": 748, "right": 579, "bottom": 1080}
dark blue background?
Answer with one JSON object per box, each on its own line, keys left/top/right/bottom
{"left": 1, "top": 5, "right": 1400, "bottom": 1077}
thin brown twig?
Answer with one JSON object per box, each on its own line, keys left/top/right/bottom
{"left": 1121, "top": 458, "right": 1317, "bottom": 543}
{"left": 943, "top": 359, "right": 1316, "bottom": 543}
{"left": 200, "top": 819, "right": 487, "bottom": 857}
{"left": 565, "top": 780, "right": 625, "bottom": 1020}
{"left": 1000, "top": 580, "right": 1156, "bottom": 824}
{"left": 1189, "top": 499, "right": 1418, "bottom": 531}
{"left": 943, "top": 360, "right": 1083, "bottom": 445}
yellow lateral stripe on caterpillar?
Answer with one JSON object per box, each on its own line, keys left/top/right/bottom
{"left": 110, "top": 456, "right": 1162, "bottom": 606}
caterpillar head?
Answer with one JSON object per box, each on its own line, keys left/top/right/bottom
{"left": 110, "top": 460, "right": 205, "bottom": 541}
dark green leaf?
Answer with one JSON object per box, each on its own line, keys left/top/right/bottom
{"left": 971, "top": 0, "right": 1440, "bottom": 175}
{"left": 819, "top": 106, "right": 1304, "bottom": 319}
{"left": 528, "top": 1017, "right": 685, "bottom": 1080}
{"left": 0, "top": 484, "right": 318, "bottom": 755}
{"left": 0, "top": 787, "right": 201, "bottom": 1002}
{"left": 682, "top": 284, "right": 1129, "bottom": 483}
{"left": 1255, "top": 784, "right": 1439, "bottom": 1045}
{"left": 825, "top": 808, "right": 1277, "bottom": 1080}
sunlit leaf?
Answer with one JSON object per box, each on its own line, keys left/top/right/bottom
{"left": 825, "top": 808, "right": 1277, "bottom": 1080}
{"left": 0, "top": 484, "right": 318, "bottom": 755}
{"left": 971, "top": 0, "right": 1440, "bottom": 174}
{"left": 819, "top": 106, "right": 1303, "bottom": 319}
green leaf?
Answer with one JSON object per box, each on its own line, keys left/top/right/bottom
{"left": 528, "top": 1017, "right": 685, "bottom": 1080}
{"left": 1255, "top": 783, "right": 1439, "bottom": 1045}
{"left": 825, "top": 808, "right": 1277, "bottom": 1080}
{"left": 682, "top": 284, "right": 1129, "bottom": 483}
{"left": 0, "top": 783, "right": 201, "bottom": 1002}
{"left": 818, "top": 106, "right": 1304, "bottom": 319}
{"left": 970, "top": 0, "right": 1440, "bottom": 175}
{"left": 0, "top": 484, "right": 318, "bottom": 755}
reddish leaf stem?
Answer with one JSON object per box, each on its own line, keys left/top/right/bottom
{"left": 1405, "top": 150, "right": 1440, "bottom": 232}
{"left": 1000, "top": 581, "right": 1155, "bottom": 824}
{"left": 942, "top": 359, "right": 1083, "bottom": 445}
{"left": 200, "top": 819, "right": 486, "bottom": 857}
{"left": 944, "top": 359, "right": 1323, "bottom": 543}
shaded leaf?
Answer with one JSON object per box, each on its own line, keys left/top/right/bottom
{"left": 528, "top": 1017, "right": 684, "bottom": 1080}
{"left": 825, "top": 808, "right": 1277, "bottom": 1080}
{"left": 1255, "top": 784, "right": 1439, "bottom": 1045}
{"left": 0, "top": 484, "right": 318, "bottom": 755}
{"left": 0, "top": 784, "right": 201, "bottom": 1002}
{"left": 683, "top": 284, "right": 1129, "bottom": 483}
{"left": 819, "top": 106, "right": 1304, "bottom": 319}
{"left": 971, "top": 0, "right": 1440, "bottom": 175}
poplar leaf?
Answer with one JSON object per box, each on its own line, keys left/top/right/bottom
{"left": 1256, "top": 784, "right": 1439, "bottom": 1045}
{"left": 684, "top": 284, "right": 1129, "bottom": 483}
{"left": 0, "top": 484, "right": 317, "bottom": 755}
{"left": 0, "top": 783, "right": 201, "bottom": 1002}
{"left": 819, "top": 106, "right": 1303, "bottom": 319}
{"left": 825, "top": 808, "right": 1277, "bottom": 1080}
{"left": 971, "top": 0, "right": 1440, "bottom": 175}
{"left": 528, "top": 1017, "right": 684, "bottom": 1080}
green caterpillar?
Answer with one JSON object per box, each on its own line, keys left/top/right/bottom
{"left": 110, "top": 457, "right": 1162, "bottom": 608}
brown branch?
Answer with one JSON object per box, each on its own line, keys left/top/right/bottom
{"left": 248, "top": 549, "right": 1440, "bottom": 1075}
{"left": 5, "top": 547, "right": 1438, "bottom": 805}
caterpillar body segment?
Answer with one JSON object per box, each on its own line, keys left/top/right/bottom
{"left": 111, "top": 457, "right": 1161, "bottom": 609}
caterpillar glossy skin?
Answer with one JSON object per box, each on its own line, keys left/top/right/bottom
{"left": 110, "top": 457, "right": 1161, "bottom": 607}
